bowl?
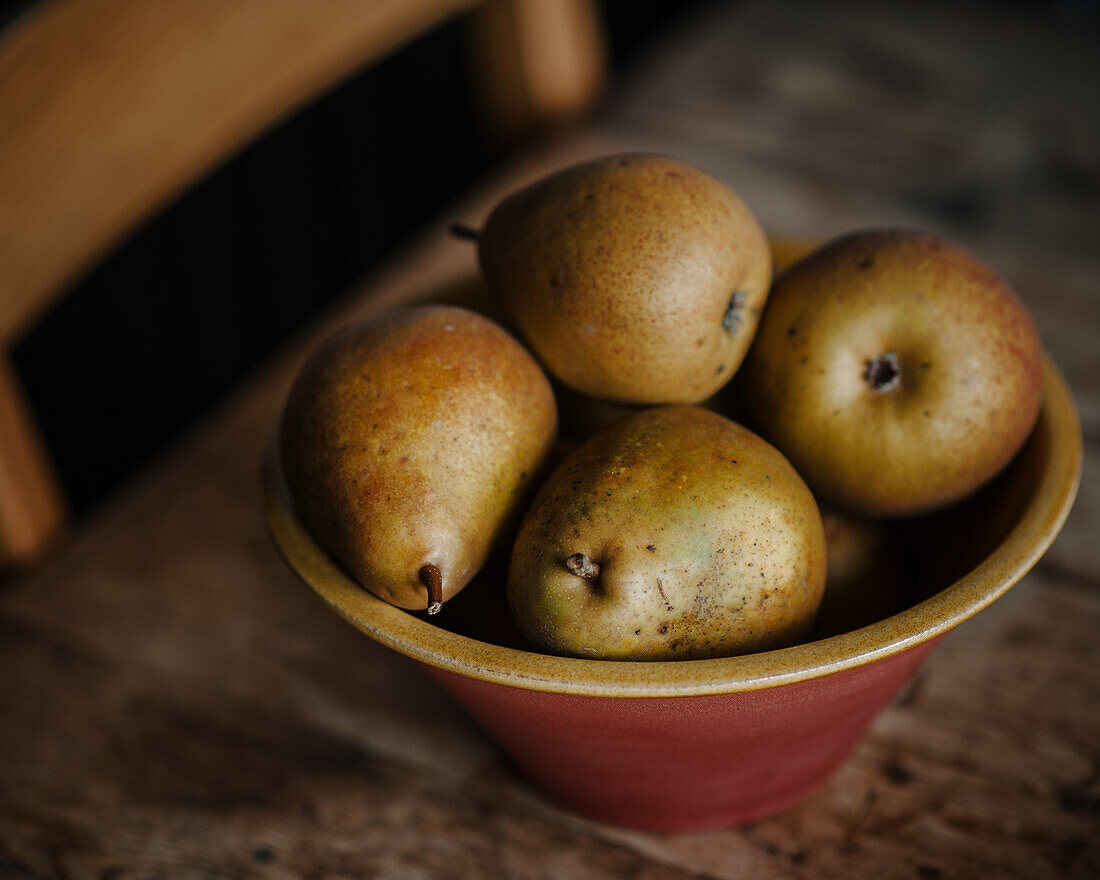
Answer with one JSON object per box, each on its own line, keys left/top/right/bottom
{"left": 263, "top": 276, "right": 1081, "bottom": 834}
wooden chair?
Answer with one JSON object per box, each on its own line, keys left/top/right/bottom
{"left": 0, "top": 0, "right": 606, "bottom": 566}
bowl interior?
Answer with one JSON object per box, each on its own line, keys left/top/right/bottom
{"left": 263, "top": 280, "right": 1082, "bottom": 699}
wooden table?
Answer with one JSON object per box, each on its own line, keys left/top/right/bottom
{"left": 2, "top": 2, "right": 1097, "bottom": 877}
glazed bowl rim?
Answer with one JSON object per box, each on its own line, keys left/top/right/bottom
{"left": 263, "top": 353, "right": 1081, "bottom": 698}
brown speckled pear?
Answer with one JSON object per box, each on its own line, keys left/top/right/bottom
{"left": 507, "top": 406, "right": 826, "bottom": 660}
{"left": 810, "top": 508, "right": 905, "bottom": 639}
{"left": 478, "top": 154, "right": 772, "bottom": 405}
{"left": 279, "top": 306, "right": 557, "bottom": 612}
{"left": 740, "top": 230, "right": 1043, "bottom": 516}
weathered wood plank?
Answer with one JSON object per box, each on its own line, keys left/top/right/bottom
{"left": 0, "top": 622, "right": 702, "bottom": 880}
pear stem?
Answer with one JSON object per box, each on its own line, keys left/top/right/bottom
{"left": 419, "top": 563, "right": 444, "bottom": 615}
{"left": 448, "top": 222, "right": 481, "bottom": 242}
{"left": 565, "top": 553, "right": 600, "bottom": 585}
{"left": 722, "top": 290, "right": 747, "bottom": 332}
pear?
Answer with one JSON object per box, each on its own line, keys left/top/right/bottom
{"left": 507, "top": 406, "right": 826, "bottom": 660}
{"left": 739, "top": 229, "right": 1043, "bottom": 516}
{"left": 551, "top": 376, "right": 641, "bottom": 440}
{"left": 809, "top": 509, "right": 906, "bottom": 639}
{"left": 280, "top": 306, "right": 557, "bottom": 612}
{"left": 552, "top": 372, "right": 731, "bottom": 443}
{"left": 477, "top": 154, "right": 772, "bottom": 405}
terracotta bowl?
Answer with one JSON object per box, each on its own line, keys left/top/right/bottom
{"left": 263, "top": 243, "right": 1081, "bottom": 830}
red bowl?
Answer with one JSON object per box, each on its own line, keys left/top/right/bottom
{"left": 422, "top": 639, "right": 940, "bottom": 829}
{"left": 264, "top": 351, "right": 1079, "bottom": 831}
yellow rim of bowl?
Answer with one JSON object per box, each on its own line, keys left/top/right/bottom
{"left": 264, "top": 354, "right": 1081, "bottom": 698}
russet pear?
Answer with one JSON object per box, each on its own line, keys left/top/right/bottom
{"left": 280, "top": 306, "right": 557, "bottom": 612}
{"left": 477, "top": 154, "right": 772, "bottom": 405}
{"left": 507, "top": 406, "right": 826, "bottom": 660}
{"left": 740, "top": 229, "right": 1043, "bottom": 516}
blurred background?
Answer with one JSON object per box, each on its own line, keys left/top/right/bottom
{"left": 1, "top": 0, "right": 714, "bottom": 523}
{"left": 0, "top": 0, "right": 1096, "bottom": 526}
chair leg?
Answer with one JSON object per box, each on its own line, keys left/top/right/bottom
{"left": 0, "top": 356, "right": 67, "bottom": 566}
{"left": 464, "top": 0, "right": 607, "bottom": 144}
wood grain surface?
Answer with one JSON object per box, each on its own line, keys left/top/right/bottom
{"left": 2, "top": 1, "right": 1097, "bottom": 877}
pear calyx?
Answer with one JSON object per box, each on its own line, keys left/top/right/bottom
{"left": 565, "top": 553, "right": 600, "bottom": 586}
{"left": 864, "top": 351, "right": 901, "bottom": 392}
